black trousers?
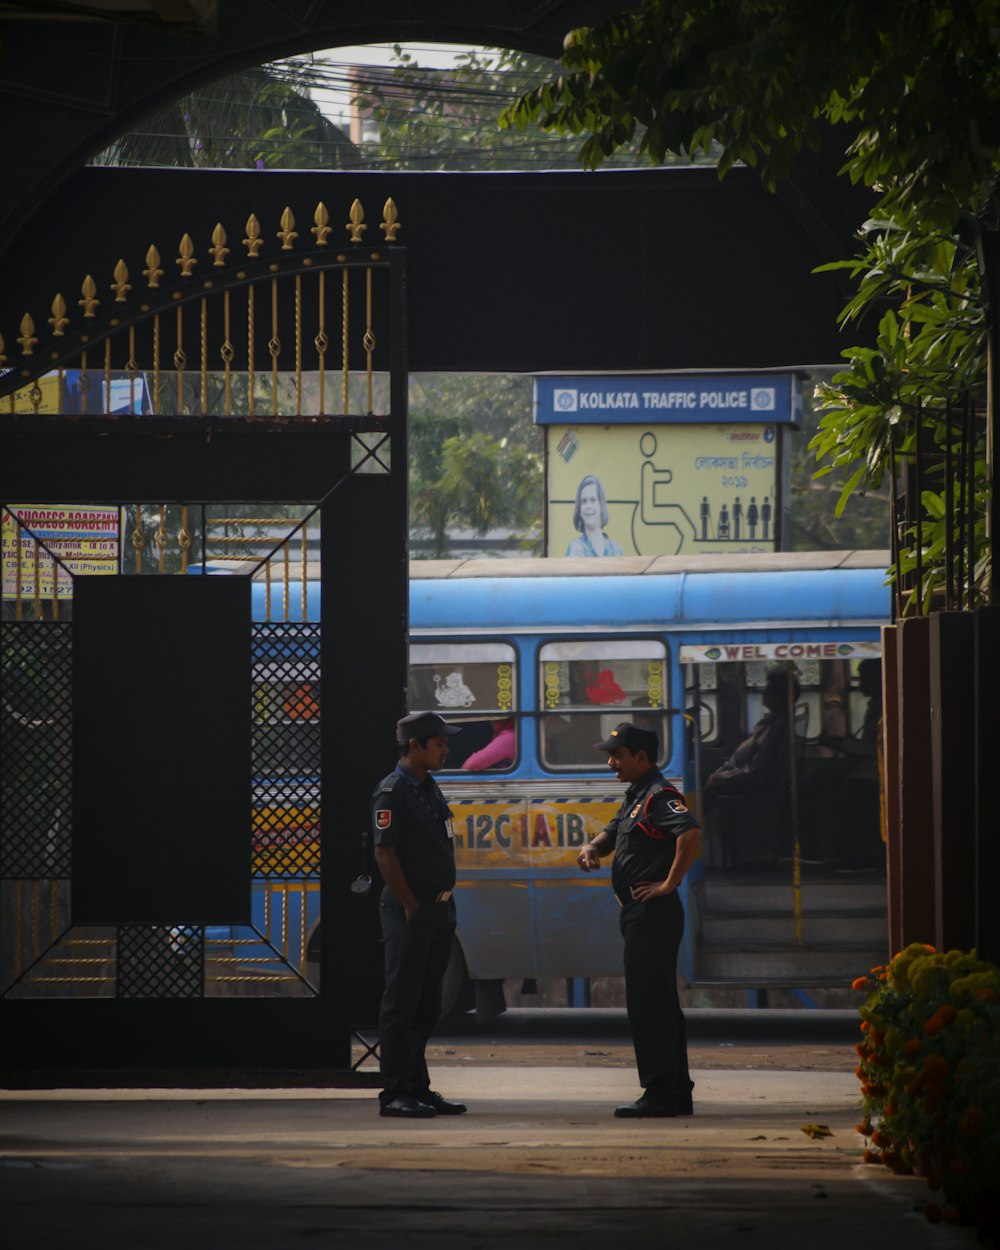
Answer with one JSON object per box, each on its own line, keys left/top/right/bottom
{"left": 619, "top": 892, "right": 693, "bottom": 1106}
{"left": 378, "top": 891, "right": 455, "bottom": 1105}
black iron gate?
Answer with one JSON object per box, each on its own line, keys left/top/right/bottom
{"left": 0, "top": 196, "right": 407, "bottom": 1076}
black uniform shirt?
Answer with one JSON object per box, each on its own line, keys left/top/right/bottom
{"left": 605, "top": 767, "right": 700, "bottom": 895}
{"left": 372, "top": 764, "right": 456, "bottom": 903}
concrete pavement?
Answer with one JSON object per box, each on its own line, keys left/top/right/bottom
{"left": 0, "top": 1060, "right": 975, "bottom": 1250}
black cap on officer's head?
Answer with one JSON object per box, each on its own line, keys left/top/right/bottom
{"left": 396, "top": 710, "right": 463, "bottom": 744}
{"left": 594, "top": 721, "right": 658, "bottom": 759}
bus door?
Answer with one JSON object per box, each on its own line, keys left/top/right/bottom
{"left": 681, "top": 641, "right": 883, "bottom": 870}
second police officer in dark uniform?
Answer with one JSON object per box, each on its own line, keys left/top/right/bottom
{"left": 578, "top": 721, "right": 702, "bottom": 1117}
{"left": 372, "top": 711, "right": 468, "bottom": 1118}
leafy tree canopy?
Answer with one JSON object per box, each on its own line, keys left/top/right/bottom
{"left": 507, "top": 0, "right": 1000, "bottom": 603}
{"left": 505, "top": 0, "right": 1000, "bottom": 233}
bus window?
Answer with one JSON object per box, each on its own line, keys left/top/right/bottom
{"left": 539, "top": 639, "right": 669, "bottom": 769}
{"left": 409, "top": 642, "right": 517, "bottom": 770}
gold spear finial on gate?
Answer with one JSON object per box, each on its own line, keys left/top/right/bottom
{"left": 347, "top": 199, "right": 366, "bottom": 242}
{"left": 144, "top": 245, "right": 164, "bottom": 289}
{"left": 111, "top": 259, "right": 132, "bottom": 302}
{"left": 176, "top": 233, "right": 197, "bottom": 277}
{"left": 79, "top": 275, "right": 99, "bottom": 318}
{"left": 48, "top": 293, "right": 69, "bottom": 336}
{"left": 17, "top": 313, "right": 37, "bottom": 355}
{"left": 209, "top": 223, "right": 230, "bottom": 267}
{"left": 277, "top": 207, "right": 298, "bottom": 250}
{"left": 381, "top": 198, "right": 401, "bottom": 241}
{"left": 243, "top": 214, "right": 263, "bottom": 257}
{"left": 311, "top": 202, "right": 331, "bottom": 246}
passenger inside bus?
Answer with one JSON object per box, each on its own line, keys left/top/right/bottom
{"left": 461, "top": 718, "right": 516, "bottom": 770}
{"left": 699, "top": 665, "right": 801, "bottom": 866}
{"left": 702, "top": 665, "right": 800, "bottom": 804}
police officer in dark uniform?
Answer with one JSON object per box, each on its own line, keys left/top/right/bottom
{"left": 578, "top": 721, "right": 702, "bottom": 1117}
{"left": 372, "top": 711, "right": 468, "bottom": 1119}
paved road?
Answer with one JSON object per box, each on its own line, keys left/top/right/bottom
{"left": 0, "top": 1012, "right": 974, "bottom": 1250}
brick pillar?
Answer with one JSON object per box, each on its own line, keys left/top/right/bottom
{"left": 975, "top": 607, "right": 1000, "bottom": 963}
{"left": 897, "top": 617, "right": 936, "bottom": 946}
{"left": 928, "top": 612, "right": 976, "bottom": 951}
{"left": 881, "top": 625, "right": 902, "bottom": 955}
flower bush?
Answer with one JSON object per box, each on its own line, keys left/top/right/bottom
{"left": 854, "top": 944, "right": 1000, "bottom": 1241}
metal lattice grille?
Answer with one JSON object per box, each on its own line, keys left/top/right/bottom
{"left": 252, "top": 622, "right": 320, "bottom": 879}
{"left": 117, "top": 925, "right": 204, "bottom": 998}
{"left": 1, "top": 622, "right": 72, "bottom": 878}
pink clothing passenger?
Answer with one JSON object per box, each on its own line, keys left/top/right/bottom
{"left": 462, "top": 720, "right": 516, "bottom": 770}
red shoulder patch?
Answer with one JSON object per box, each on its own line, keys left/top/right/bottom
{"left": 375, "top": 809, "right": 392, "bottom": 830}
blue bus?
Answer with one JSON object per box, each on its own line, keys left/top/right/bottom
{"left": 243, "top": 551, "right": 891, "bottom": 1014}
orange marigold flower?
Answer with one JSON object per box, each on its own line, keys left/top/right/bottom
{"left": 860, "top": 1020, "right": 870, "bottom": 1032}
{"left": 884, "top": 1102, "right": 898, "bottom": 1117}
{"left": 855, "top": 1121, "right": 872, "bottom": 1137}
{"left": 855, "top": 1066, "right": 865, "bottom": 1079}
{"left": 863, "top": 1148, "right": 879, "bottom": 1164}
{"left": 903, "top": 1038, "right": 922, "bottom": 1058}
{"left": 871, "top": 1130, "right": 891, "bottom": 1149}
{"left": 921, "top": 1055, "right": 950, "bottom": 1081}
{"left": 958, "top": 1107, "right": 987, "bottom": 1137}
{"left": 936, "top": 1005, "right": 958, "bottom": 1025}
{"left": 852, "top": 976, "right": 869, "bottom": 991}
{"left": 975, "top": 987, "right": 998, "bottom": 1003}
{"left": 924, "top": 1017, "right": 944, "bottom": 1036}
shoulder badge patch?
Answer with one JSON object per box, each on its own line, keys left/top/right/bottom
{"left": 667, "top": 799, "right": 688, "bottom": 814}
{"left": 629, "top": 802, "right": 642, "bottom": 819}
{"left": 375, "top": 809, "right": 392, "bottom": 830}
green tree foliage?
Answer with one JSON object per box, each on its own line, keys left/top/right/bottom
{"left": 789, "top": 369, "right": 889, "bottom": 552}
{"left": 506, "top": 0, "right": 1000, "bottom": 600}
{"left": 93, "top": 59, "right": 359, "bottom": 170}
{"left": 351, "top": 45, "right": 651, "bottom": 171}
{"left": 408, "top": 375, "right": 542, "bottom": 556}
